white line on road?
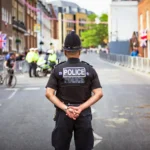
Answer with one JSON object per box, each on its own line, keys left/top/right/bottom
{"left": 93, "top": 132, "right": 103, "bottom": 148}
{"left": 94, "top": 140, "right": 102, "bottom": 147}
{"left": 23, "top": 87, "right": 41, "bottom": 91}
{"left": 91, "top": 108, "right": 96, "bottom": 114}
{"left": 93, "top": 132, "right": 103, "bottom": 140}
{"left": 91, "top": 107, "right": 103, "bottom": 147}
{"left": 8, "top": 89, "right": 18, "bottom": 99}
{"left": 5, "top": 88, "right": 19, "bottom": 91}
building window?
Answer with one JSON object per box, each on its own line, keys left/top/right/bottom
{"left": 67, "top": 30, "right": 71, "bottom": 35}
{"left": 140, "top": 14, "right": 143, "bottom": 31}
{"left": 146, "top": 10, "right": 149, "bottom": 29}
{"left": 67, "top": 21, "right": 74, "bottom": 28}
{"left": 18, "top": 5, "right": 24, "bottom": 22}
{"left": 79, "top": 19, "right": 86, "bottom": 27}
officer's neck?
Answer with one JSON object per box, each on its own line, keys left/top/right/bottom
{"left": 67, "top": 57, "right": 80, "bottom": 63}
{"left": 67, "top": 56, "right": 79, "bottom": 59}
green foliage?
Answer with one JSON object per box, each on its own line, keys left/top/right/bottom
{"left": 40, "top": 41, "right": 44, "bottom": 45}
{"left": 15, "top": 38, "right": 21, "bottom": 44}
{"left": 81, "top": 13, "right": 108, "bottom": 48}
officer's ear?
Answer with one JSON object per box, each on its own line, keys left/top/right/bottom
{"left": 79, "top": 50, "right": 81, "bottom": 56}
{"left": 64, "top": 51, "right": 67, "bottom": 57}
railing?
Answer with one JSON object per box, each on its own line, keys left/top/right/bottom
{"left": 99, "top": 52, "right": 150, "bottom": 73}
{"left": 0, "top": 59, "right": 29, "bottom": 74}
{"left": 0, "top": 53, "right": 66, "bottom": 74}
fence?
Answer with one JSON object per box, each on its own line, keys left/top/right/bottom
{"left": 0, "top": 53, "right": 66, "bottom": 74}
{"left": 99, "top": 52, "right": 150, "bottom": 73}
{"left": 0, "top": 59, "right": 29, "bottom": 74}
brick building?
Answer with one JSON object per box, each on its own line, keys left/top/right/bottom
{"left": 49, "top": 0, "right": 93, "bottom": 50}
{"left": 12, "top": 0, "right": 27, "bottom": 52}
{"left": 138, "top": 0, "right": 150, "bottom": 58}
{"left": 49, "top": 4, "right": 58, "bottom": 40}
{"left": 25, "top": 0, "right": 37, "bottom": 51}
{"left": 0, "top": 0, "right": 13, "bottom": 53}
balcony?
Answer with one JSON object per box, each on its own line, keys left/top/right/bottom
{"left": 12, "top": 19, "right": 27, "bottom": 33}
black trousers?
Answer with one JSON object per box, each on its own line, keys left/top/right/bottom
{"left": 29, "top": 62, "right": 37, "bottom": 77}
{"left": 8, "top": 69, "right": 14, "bottom": 85}
{"left": 52, "top": 107, "right": 94, "bottom": 150}
{"left": 29, "top": 62, "right": 33, "bottom": 77}
{"left": 32, "top": 62, "right": 37, "bottom": 77}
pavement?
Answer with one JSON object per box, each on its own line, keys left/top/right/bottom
{"left": 0, "top": 53, "right": 150, "bottom": 150}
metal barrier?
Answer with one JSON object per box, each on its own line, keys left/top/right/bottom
{"left": 0, "top": 59, "right": 29, "bottom": 74}
{"left": 99, "top": 52, "right": 150, "bottom": 73}
{"left": 0, "top": 53, "right": 66, "bottom": 74}
{"left": 15, "top": 60, "right": 29, "bottom": 73}
{"left": 0, "top": 59, "right": 4, "bottom": 72}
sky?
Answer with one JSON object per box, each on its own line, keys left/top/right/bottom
{"left": 46, "top": 0, "right": 111, "bottom": 15}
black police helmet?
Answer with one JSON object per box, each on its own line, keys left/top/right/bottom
{"left": 63, "top": 31, "right": 82, "bottom": 51}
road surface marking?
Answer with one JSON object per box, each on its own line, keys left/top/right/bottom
{"left": 93, "top": 132, "right": 103, "bottom": 140}
{"left": 93, "top": 132, "right": 103, "bottom": 147}
{"left": 91, "top": 108, "right": 96, "bottom": 114}
{"left": 105, "top": 124, "right": 116, "bottom": 128}
{"left": 94, "top": 140, "right": 102, "bottom": 147}
{"left": 91, "top": 108, "right": 103, "bottom": 147}
{"left": 5, "top": 88, "right": 19, "bottom": 91}
{"left": 107, "top": 118, "right": 128, "bottom": 124}
{"left": 8, "top": 89, "right": 18, "bottom": 99}
{"left": 24, "top": 87, "right": 41, "bottom": 91}
{"left": 0, "top": 104, "right": 2, "bottom": 107}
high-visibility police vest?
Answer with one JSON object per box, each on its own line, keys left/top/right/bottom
{"left": 48, "top": 54, "right": 57, "bottom": 62}
{"left": 26, "top": 52, "right": 34, "bottom": 63}
{"left": 34, "top": 53, "right": 39, "bottom": 62}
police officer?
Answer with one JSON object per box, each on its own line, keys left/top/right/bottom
{"left": 48, "top": 49, "right": 57, "bottom": 69}
{"left": 45, "top": 31, "right": 103, "bottom": 150}
{"left": 26, "top": 48, "right": 34, "bottom": 77}
{"left": 33, "top": 48, "right": 39, "bottom": 77}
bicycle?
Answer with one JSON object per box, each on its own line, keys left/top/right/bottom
{"left": 0, "top": 69, "right": 17, "bottom": 88}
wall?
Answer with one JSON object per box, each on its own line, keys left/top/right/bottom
{"left": 12, "top": 0, "right": 26, "bottom": 52}
{"left": 0, "top": 0, "right": 13, "bottom": 52}
{"left": 108, "top": 1, "right": 138, "bottom": 54}
{"left": 76, "top": 13, "right": 87, "bottom": 36}
{"left": 37, "top": 2, "right": 51, "bottom": 52}
{"left": 25, "top": 0, "right": 37, "bottom": 51}
{"left": 109, "top": 41, "right": 130, "bottom": 55}
{"left": 138, "top": 0, "right": 150, "bottom": 58}
{"left": 63, "top": 13, "right": 74, "bottom": 40}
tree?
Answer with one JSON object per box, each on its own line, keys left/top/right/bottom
{"left": 81, "top": 13, "right": 108, "bottom": 48}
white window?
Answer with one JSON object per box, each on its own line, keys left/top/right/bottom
{"left": 140, "top": 14, "right": 143, "bottom": 31}
{"left": 146, "top": 11, "right": 149, "bottom": 29}
{"left": 2, "top": 8, "right": 4, "bottom": 21}
{"left": 9, "top": 14, "right": 12, "bottom": 24}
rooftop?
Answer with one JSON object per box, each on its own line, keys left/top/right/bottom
{"left": 50, "top": 0, "right": 80, "bottom": 8}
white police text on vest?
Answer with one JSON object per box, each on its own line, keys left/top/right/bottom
{"left": 63, "top": 67, "right": 86, "bottom": 77}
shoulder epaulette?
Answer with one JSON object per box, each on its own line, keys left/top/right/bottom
{"left": 55, "top": 61, "right": 66, "bottom": 68}
{"left": 81, "top": 61, "right": 93, "bottom": 67}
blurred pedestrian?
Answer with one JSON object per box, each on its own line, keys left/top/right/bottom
{"left": 26, "top": 48, "right": 34, "bottom": 77}
{"left": 4, "top": 53, "right": 16, "bottom": 86}
{"left": 48, "top": 49, "right": 57, "bottom": 70}
{"left": 33, "top": 48, "right": 39, "bottom": 77}
{"left": 131, "top": 43, "right": 139, "bottom": 57}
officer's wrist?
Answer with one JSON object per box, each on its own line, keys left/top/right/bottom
{"left": 63, "top": 105, "right": 69, "bottom": 112}
{"left": 79, "top": 104, "right": 86, "bottom": 111}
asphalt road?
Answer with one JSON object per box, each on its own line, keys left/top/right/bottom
{"left": 0, "top": 53, "right": 150, "bottom": 150}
